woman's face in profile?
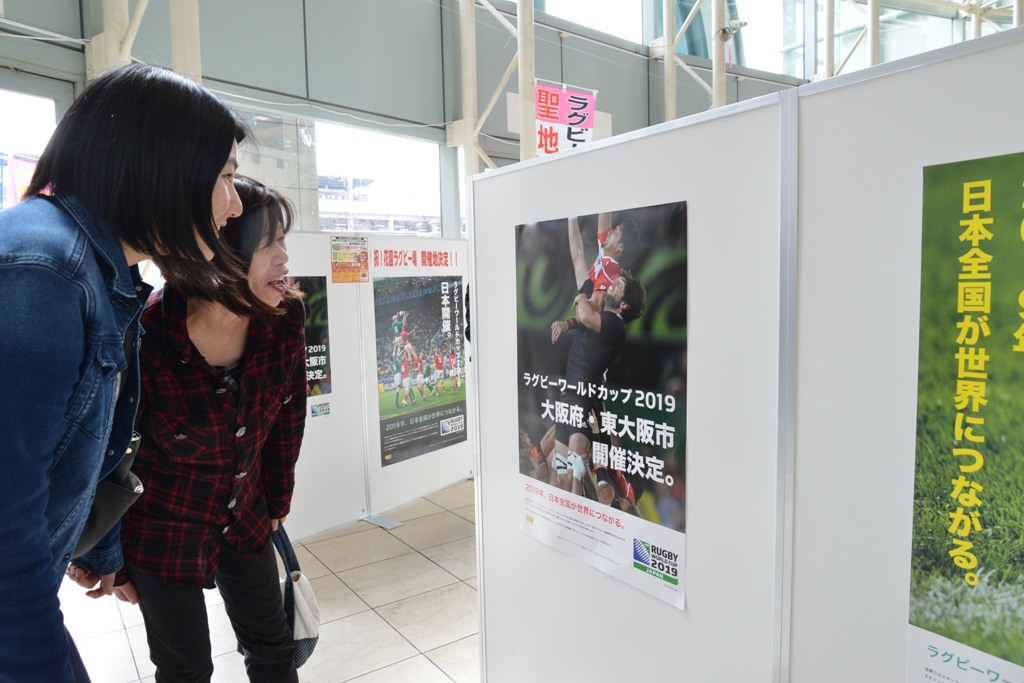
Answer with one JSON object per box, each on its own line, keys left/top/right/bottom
{"left": 197, "top": 141, "right": 243, "bottom": 260}
{"left": 247, "top": 227, "right": 290, "bottom": 309}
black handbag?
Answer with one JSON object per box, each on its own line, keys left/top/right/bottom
{"left": 72, "top": 433, "right": 144, "bottom": 557}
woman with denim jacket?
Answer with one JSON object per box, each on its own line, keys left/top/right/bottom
{"left": 0, "top": 63, "right": 263, "bottom": 683}
{"left": 115, "top": 177, "right": 307, "bottom": 682}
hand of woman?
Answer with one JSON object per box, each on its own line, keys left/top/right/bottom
{"left": 271, "top": 516, "right": 287, "bottom": 531}
{"left": 65, "top": 565, "right": 116, "bottom": 599}
{"left": 113, "top": 581, "right": 139, "bottom": 605}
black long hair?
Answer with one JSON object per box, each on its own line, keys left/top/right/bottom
{"left": 25, "top": 62, "right": 258, "bottom": 309}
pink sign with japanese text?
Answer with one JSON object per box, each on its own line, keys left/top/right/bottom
{"left": 535, "top": 83, "right": 597, "bottom": 156}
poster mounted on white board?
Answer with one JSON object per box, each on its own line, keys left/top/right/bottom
{"left": 515, "top": 201, "right": 687, "bottom": 609}
{"left": 908, "top": 151, "right": 1024, "bottom": 682}
{"left": 286, "top": 276, "right": 332, "bottom": 419}
{"left": 372, "top": 274, "right": 468, "bottom": 466}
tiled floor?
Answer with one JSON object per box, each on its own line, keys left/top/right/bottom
{"left": 59, "top": 479, "right": 480, "bottom": 682}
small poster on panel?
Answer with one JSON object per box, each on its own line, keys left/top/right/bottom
{"left": 515, "top": 202, "right": 687, "bottom": 609}
{"left": 330, "top": 235, "right": 369, "bottom": 283}
{"left": 373, "top": 275, "right": 468, "bottom": 466}
{"left": 287, "top": 276, "right": 331, "bottom": 416}
{"left": 908, "top": 151, "right": 1024, "bottom": 682}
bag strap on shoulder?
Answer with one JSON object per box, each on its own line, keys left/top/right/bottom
{"left": 272, "top": 524, "right": 299, "bottom": 632}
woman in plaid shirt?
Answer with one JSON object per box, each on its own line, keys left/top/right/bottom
{"left": 116, "top": 177, "right": 308, "bottom": 682}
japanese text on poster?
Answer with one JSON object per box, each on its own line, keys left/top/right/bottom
{"left": 516, "top": 202, "right": 687, "bottom": 609}
{"left": 908, "top": 151, "right": 1024, "bottom": 681}
{"left": 330, "top": 236, "right": 369, "bottom": 283}
{"left": 374, "top": 275, "right": 467, "bottom": 466}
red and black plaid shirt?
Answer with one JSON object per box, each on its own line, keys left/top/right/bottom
{"left": 122, "top": 286, "right": 307, "bottom": 587}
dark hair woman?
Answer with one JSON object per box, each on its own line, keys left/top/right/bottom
{"left": 115, "top": 177, "right": 308, "bottom": 682}
{"left": 0, "top": 62, "right": 255, "bottom": 682}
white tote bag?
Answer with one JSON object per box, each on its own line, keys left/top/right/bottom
{"left": 237, "top": 525, "right": 321, "bottom": 667}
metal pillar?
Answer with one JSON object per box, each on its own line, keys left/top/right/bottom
{"left": 868, "top": 0, "right": 881, "bottom": 65}
{"left": 460, "top": 0, "right": 480, "bottom": 176}
{"left": 663, "top": 0, "right": 676, "bottom": 121}
{"left": 804, "top": 0, "right": 818, "bottom": 80}
{"left": 824, "top": 0, "right": 835, "bottom": 77}
{"left": 517, "top": 0, "right": 536, "bottom": 161}
{"left": 1016, "top": 0, "right": 1023, "bottom": 27}
{"left": 170, "top": 0, "right": 201, "bottom": 82}
{"left": 86, "top": 0, "right": 148, "bottom": 80}
{"left": 711, "top": 0, "right": 726, "bottom": 108}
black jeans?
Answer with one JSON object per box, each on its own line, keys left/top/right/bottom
{"left": 127, "top": 539, "right": 297, "bottom": 683}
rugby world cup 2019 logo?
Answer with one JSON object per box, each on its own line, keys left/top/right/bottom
{"left": 633, "top": 539, "right": 680, "bottom": 586}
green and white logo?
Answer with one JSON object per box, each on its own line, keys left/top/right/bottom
{"left": 633, "top": 538, "right": 679, "bottom": 585}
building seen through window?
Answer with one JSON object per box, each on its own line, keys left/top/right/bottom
{"left": 314, "top": 121, "right": 442, "bottom": 235}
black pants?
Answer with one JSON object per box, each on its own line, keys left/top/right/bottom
{"left": 127, "top": 539, "right": 297, "bottom": 683}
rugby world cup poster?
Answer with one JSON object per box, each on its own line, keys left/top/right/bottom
{"left": 907, "top": 151, "right": 1024, "bottom": 682}
{"left": 288, "top": 276, "right": 331, "bottom": 397}
{"left": 515, "top": 201, "right": 688, "bottom": 609}
{"left": 374, "top": 275, "right": 468, "bottom": 466}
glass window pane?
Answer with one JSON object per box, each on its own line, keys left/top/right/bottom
{"left": 542, "top": 0, "right": 643, "bottom": 44}
{"left": 315, "top": 121, "right": 441, "bottom": 236}
{"left": 0, "top": 89, "right": 56, "bottom": 209}
{"left": 734, "top": 1, "right": 787, "bottom": 75}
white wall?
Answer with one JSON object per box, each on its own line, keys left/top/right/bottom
{"left": 789, "top": 29, "right": 1024, "bottom": 683}
{"left": 470, "top": 26, "right": 1024, "bottom": 683}
{"left": 470, "top": 97, "right": 787, "bottom": 681}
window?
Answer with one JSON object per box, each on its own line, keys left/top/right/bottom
{"left": 314, "top": 121, "right": 442, "bottom": 236}
{"left": 541, "top": 0, "right": 644, "bottom": 44}
{"left": 0, "top": 89, "right": 56, "bottom": 209}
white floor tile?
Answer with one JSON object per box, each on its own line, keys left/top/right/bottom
{"left": 452, "top": 503, "right": 476, "bottom": 523}
{"left": 309, "top": 572, "right": 371, "bottom": 623}
{"left": 305, "top": 527, "right": 414, "bottom": 572}
{"left": 126, "top": 623, "right": 155, "bottom": 679}
{"left": 293, "top": 543, "right": 333, "bottom": 580}
{"left": 299, "top": 611, "right": 418, "bottom": 682}
{"left": 420, "top": 536, "right": 478, "bottom": 580}
{"left": 424, "top": 479, "right": 476, "bottom": 510}
{"left": 427, "top": 634, "right": 482, "bottom": 683}
{"left": 376, "top": 582, "right": 479, "bottom": 652}
{"left": 387, "top": 511, "right": 475, "bottom": 551}
{"left": 380, "top": 497, "right": 446, "bottom": 522}
{"left": 76, "top": 629, "right": 139, "bottom": 683}
{"left": 211, "top": 648, "right": 250, "bottom": 682}
{"left": 299, "top": 520, "right": 377, "bottom": 544}
{"left": 338, "top": 552, "right": 459, "bottom": 608}
{"left": 346, "top": 654, "right": 452, "bottom": 682}
{"left": 59, "top": 576, "right": 124, "bottom": 638}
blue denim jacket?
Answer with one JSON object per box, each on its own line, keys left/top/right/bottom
{"left": 0, "top": 193, "right": 151, "bottom": 682}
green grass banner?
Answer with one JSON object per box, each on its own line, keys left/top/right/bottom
{"left": 908, "top": 151, "right": 1024, "bottom": 681}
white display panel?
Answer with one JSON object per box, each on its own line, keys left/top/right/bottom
{"left": 284, "top": 232, "right": 474, "bottom": 538}
{"left": 470, "top": 98, "right": 786, "bottom": 681}
{"left": 790, "top": 31, "right": 1024, "bottom": 683}
{"left": 282, "top": 232, "right": 369, "bottom": 539}
{"left": 360, "top": 235, "right": 474, "bottom": 516}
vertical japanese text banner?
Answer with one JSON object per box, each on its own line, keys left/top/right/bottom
{"left": 535, "top": 83, "right": 597, "bottom": 157}
{"left": 908, "top": 151, "right": 1024, "bottom": 682}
